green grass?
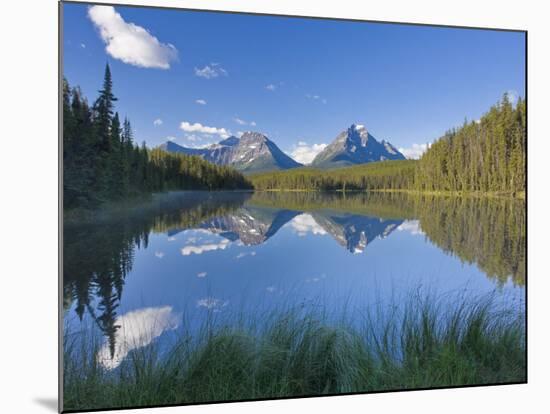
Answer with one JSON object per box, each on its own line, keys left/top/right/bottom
{"left": 63, "top": 293, "right": 525, "bottom": 411}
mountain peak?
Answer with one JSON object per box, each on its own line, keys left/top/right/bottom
{"left": 311, "top": 124, "right": 405, "bottom": 168}
{"left": 159, "top": 131, "right": 302, "bottom": 173}
{"left": 239, "top": 131, "right": 269, "bottom": 144}
{"left": 218, "top": 136, "right": 239, "bottom": 147}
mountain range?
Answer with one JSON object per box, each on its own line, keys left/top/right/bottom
{"left": 159, "top": 124, "right": 405, "bottom": 173}
{"left": 167, "top": 205, "right": 403, "bottom": 252}
{"left": 159, "top": 132, "right": 302, "bottom": 173}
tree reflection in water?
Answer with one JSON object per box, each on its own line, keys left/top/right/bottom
{"left": 63, "top": 191, "right": 525, "bottom": 357}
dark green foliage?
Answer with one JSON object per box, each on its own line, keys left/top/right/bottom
{"left": 63, "top": 294, "right": 525, "bottom": 411}
{"left": 250, "top": 94, "right": 526, "bottom": 195}
{"left": 416, "top": 93, "right": 526, "bottom": 194}
{"left": 250, "top": 160, "right": 417, "bottom": 191}
{"left": 63, "top": 65, "right": 252, "bottom": 210}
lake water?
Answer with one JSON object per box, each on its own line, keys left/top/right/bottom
{"left": 63, "top": 191, "right": 525, "bottom": 370}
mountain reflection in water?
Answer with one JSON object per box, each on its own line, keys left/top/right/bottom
{"left": 63, "top": 191, "right": 525, "bottom": 367}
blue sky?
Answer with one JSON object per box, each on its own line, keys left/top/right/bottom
{"left": 62, "top": 2, "right": 525, "bottom": 162}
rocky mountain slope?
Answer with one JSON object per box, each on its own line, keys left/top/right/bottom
{"left": 159, "top": 132, "right": 302, "bottom": 173}
{"left": 312, "top": 124, "right": 405, "bottom": 168}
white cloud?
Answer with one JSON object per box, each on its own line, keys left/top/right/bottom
{"left": 80, "top": 43, "right": 86, "bottom": 49}
{"left": 180, "top": 121, "right": 230, "bottom": 138}
{"left": 288, "top": 142, "right": 327, "bottom": 165}
{"left": 181, "top": 239, "right": 230, "bottom": 256}
{"left": 96, "top": 306, "right": 179, "bottom": 370}
{"left": 306, "top": 94, "right": 327, "bottom": 104}
{"left": 194, "top": 63, "right": 227, "bottom": 79}
{"left": 290, "top": 214, "right": 327, "bottom": 237}
{"left": 197, "top": 297, "right": 229, "bottom": 311}
{"left": 266, "top": 286, "right": 276, "bottom": 293}
{"left": 398, "top": 143, "right": 430, "bottom": 160}
{"left": 154, "top": 251, "right": 165, "bottom": 258}
{"left": 195, "top": 99, "right": 207, "bottom": 105}
{"left": 197, "top": 272, "right": 207, "bottom": 278}
{"left": 153, "top": 118, "right": 163, "bottom": 126}
{"left": 88, "top": 5, "right": 178, "bottom": 69}
{"left": 235, "top": 251, "right": 256, "bottom": 259}
{"left": 185, "top": 142, "right": 216, "bottom": 149}
{"left": 233, "top": 117, "right": 256, "bottom": 127}
{"left": 397, "top": 220, "right": 425, "bottom": 236}
{"left": 266, "top": 84, "right": 276, "bottom": 91}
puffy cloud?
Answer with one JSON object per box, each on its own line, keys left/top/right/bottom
{"left": 197, "top": 272, "right": 207, "bottom": 278}
{"left": 288, "top": 141, "right": 327, "bottom": 165}
{"left": 194, "top": 63, "right": 227, "bottom": 79}
{"left": 153, "top": 118, "right": 163, "bottom": 126}
{"left": 290, "top": 214, "right": 327, "bottom": 237}
{"left": 88, "top": 5, "right": 178, "bottom": 69}
{"left": 96, "top": 306, "right": 179, "bottom": 370}
{"left": 398, "top": 143, "right": 430, "bottom": 160}
{"left": 265, "top": 84, "right": 276, "bottom": 91}
{"left": 181, "top": 239, "right": 230, "bottom": 256}
{"left": 195, "top": 99, "right": 207, "bottom": 105}
{"left": 154, "top": 251, "right": 165, "bottom": 258}
{"left": 180, "top": 121, "right": 230, "bottom": 138}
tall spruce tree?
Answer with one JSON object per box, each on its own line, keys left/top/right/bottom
{"left": 92, "top": 64, "right": 118, "bottom": 201}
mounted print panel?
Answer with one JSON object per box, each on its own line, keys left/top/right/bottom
{"left": 60, "top": 1, "right": 526, "bottom": 412}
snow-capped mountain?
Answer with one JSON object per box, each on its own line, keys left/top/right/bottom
{"left": 311, "top": 124, "right": 405, "bottom": 168}
{"left": 159, "top": 132, "right": 302, "bottom": 173}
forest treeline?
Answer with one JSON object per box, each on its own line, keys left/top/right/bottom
{"left": 250, "top": 93, "right": 526, "bottom": 195}
{"left": 250, "top": 160, "right": 417, "bottom": 192}
{"left": 63, "top": 65, "right": 252, "bottom": 210}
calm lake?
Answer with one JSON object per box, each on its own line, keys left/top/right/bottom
{"left": 63, "top": 191, "right": 525, "bottom": 370}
